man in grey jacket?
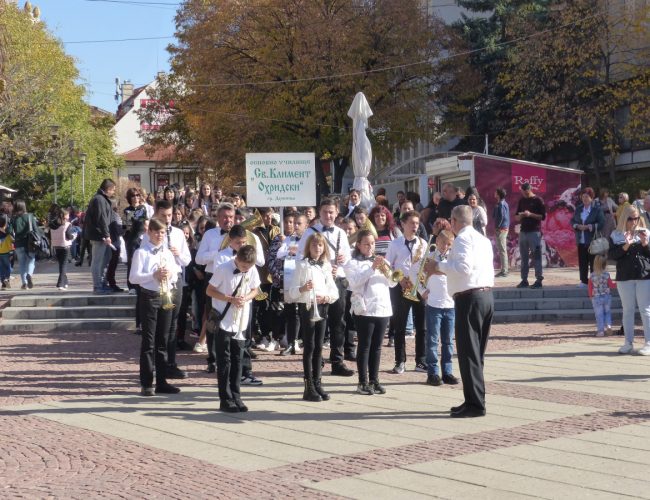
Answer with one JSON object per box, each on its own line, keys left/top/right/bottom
{"left": 84, "top": 179, "right": 116, "bottom": 294}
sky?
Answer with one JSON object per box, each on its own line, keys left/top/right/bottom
{"left": 33, "top": 0, "right": 181, "bottom": 113}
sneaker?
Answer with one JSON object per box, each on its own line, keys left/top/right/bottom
{"left": 605, "top": 326, "right": 613, "bottom": 336}
{"left": 265, "top": 340, "right": 277, "bottom": 352}
{"left": 442, "top": 374, "right": 459, "bottom": 385}
{"left": 279, "top": 345, "right": 294, "bottom": 356}
{"left": 426, "top": 374, "right": 442, "bottom": 386}
{"left": 255, "top": 338, "right": 269, "bottom": 350}
{"left": 21, "top": 283, "right": 27, "bottom": 290}
{"left": 57, "top": 286, "right": 65, "bottom": 291}
{"left": 495, "top": 270, "right": 508, "bottom": 278}
{"left": 405, "top": 330, "right": 415, "bottom": 338}
{"left": 1, "top": 280, "right": 6, "bottom": 290}
{"left": 387, "top": 338, "right": 395, "bottom": 348}
{"left": 193, "top": 342, "right": 207, "bottom": 353}
{"left": 110, "top": 285, "right": 126, "bottom": 293}
{"left": 530, "top": 280, "right": 543, "bottom": 289}
{"left": 618, "top": 343, "right": 634, "bottom": 354}
{"left": 241, "top": 374, "right": 263, "bottom": 386}
{"left": 371, "top": 381, "right": 386, "bottom": 394}
{"left": 392, "top": 362, "right": 405, "bottom": 374}
{"left": 293, "top": 341, "right": 302, "bottom": 354}
{"left": 638, "top": 343, "right": 650, "bottom": 356}
{"left": 128, "top": 288, "right": 137, "bottom": 295}
{"left": 516, "top": 280, "right": 529, "bottom": 289}
{"left": 415, "top": 362, "right": 428, "bottom": 373}
{"left": 595, "top": 331, "right": 605, "bottom": 337}
{"left": 356, "top": 383, "right": 374, "bottom": 395}
{"left": 26, "top": 274, "right": 33, "bottom": 289}
{"left": 577, "top": 282, "right": 588, "bottom": 288}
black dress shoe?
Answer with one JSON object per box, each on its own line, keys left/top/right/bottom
{"left": 331, "top": 363, "right": 354, "bottom": 377}
{"left": 176, "top": 340, "right": 193, "bottom": 351}
{"left": 206, "top": 363, "right": 216, "bottom": 373}
{"left": 166, "top": 366, "right": 187, "bottom": 379}
{"left": 344, "top": 352, "right": 357, "bottom": 362}
{"left": 219, "top": 400, "right": 239, "bottom": 413}
{"left": 248, "top": 348, "right": 258, "bottom": 359}
{"left": 442, "top": 374, "right": 459, "bottom": 385}
{"left": 279, "top": 345, "right": 294, "bottom": 356}
{"left": 426, "top": 374, "right": 442, "bottom": 386}
{"left": 450, "top": 402, "right": 467, "bottom": 413}
{"left": 234, "top": 398, "right": 248, "bottom": 412}
{"left": 141, "top": 387, "right": 154, "bottom": 397}
{"left": 155, "top": 384, "right": 181, "bottom": 394}
{"left": 450, "top": 406, "right": 486, "bottom": 418}
{"left": 110, "top": 285, "right": 125, "bottom": 293}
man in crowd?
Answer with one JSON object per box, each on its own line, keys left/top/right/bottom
{"left": 85, "top": 179, "right": 116, "bottom": 294}
{"left": 493, "top": 188, "right": 510, "bottom": 278}
{"left": 515, "top": 182, "right": 546, "bottom": 289}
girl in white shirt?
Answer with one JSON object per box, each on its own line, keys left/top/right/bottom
{"left": 344, "top": 230, "right": 396, "bottom": 395}
{"left": 50, "top": 208, "right": 75, "bottom": 290}
{"left": 288, "top": 233, "right": 339, "bottom": 402}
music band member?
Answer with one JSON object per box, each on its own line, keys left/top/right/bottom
{"left": 385, "top": 210, "right": 428, "bottom": 374}
{"left": 129, "top": 217, "right": 182, "bottom": 396}
{"left": 297, "top": 198, "right": 355, "bottom": 376}
{"left": 206, "top": 245, "right": 260, "bottom": 413}
{"left": 288, "top": 233, "right": 339, "bottom": 402}
{"left": 344, "top": 230, "right": 396, "bottom": 395}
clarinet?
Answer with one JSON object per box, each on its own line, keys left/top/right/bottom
{"left": 334, "top": 232, "right": 340, "bottom": 280}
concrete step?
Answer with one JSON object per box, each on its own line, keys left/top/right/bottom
{"left": 492, "top": 308, "right": 637, "bottom": 323}
{"left": 494, "top": 297, "right": 622, "bottom": 312}
{"left": 2, "top": 306, "right": 134, "bottom": 320}
{"left": 493, "top": 288, "right": 618, "bottom": 300}
{"left": 1, "top": 318, "right": 136, "bottom": 332}
{"left": 8, "top": 293, "right": 136, "bottom": 308}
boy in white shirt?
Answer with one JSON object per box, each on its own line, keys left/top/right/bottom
{"left": 207, "top": 245, "right": 260, "bottom": 413}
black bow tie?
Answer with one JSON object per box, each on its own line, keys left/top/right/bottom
{"left": 406, "top": 239, "right": 415, "bottom": 249}
{"left": 308, "top": 259, "right": 323, "bottom": 267}
{"left": 232, "top": 249, "right": 237, "bottom": 256}
{"left": 233, "top": 268, "right": 241, "bottom": 275}
{"left": 220, "top": 229, "right": 228, "bottom": 235}
{"left": 152, "top": 246, "right": 162, "bottom": 255}
{"left": 322, "top": 226, "right": 335, "bottom": 233}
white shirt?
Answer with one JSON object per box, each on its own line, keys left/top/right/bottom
{"left": 344, "top": 257, "right": 396, "bottom": 317}
{"left": 209, "top": 260, "right": 261, "bottom": 333}
{"left": 287, "top": 260, "right": 339, "bottom": 304}
{"left": 297, "top": 223, "right": 351, "bottom": 278}
{"left": 385, "top": 235, "right": 428, "bottom": 276}
{"left": 142, "top": 225, "right": 191, "bottom": 268}
{"left": 414, "top": 249, "right": 454, "bottom": 309}
{"left": 276, "top": 234, "right": 301, "bottom": 260}
{"left": 438, "top": 225, "right": 494, "bottom": 297}
{"left": 195, "top": 227, "right": 228, "bottom": 270}
{"left": 212, "top": 246, "right": 238, "bottom": 273}
{"left": 129, "top": 242, "right": 181, "bottom": 292}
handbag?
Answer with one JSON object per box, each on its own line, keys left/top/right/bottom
{"left": 588, "top": 229, "right": 609, "bottom": 255}
{"left": 27, "top": 215, "right": 50, "bottom": 259}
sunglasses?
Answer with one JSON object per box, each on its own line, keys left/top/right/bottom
{"left": 628, "top": 217, "right": 640, "bottom": 222}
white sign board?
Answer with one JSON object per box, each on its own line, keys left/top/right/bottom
{"left": 246, "top": 152, "right": 316, "bottom": 207}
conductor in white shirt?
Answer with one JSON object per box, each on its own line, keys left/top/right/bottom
{"left": 426, "top": 205, "right": 494, "bottom": 418}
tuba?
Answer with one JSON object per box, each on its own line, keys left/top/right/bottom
{"left": 159, "top": 253, "right": 176, "bottom": 310}
{"left": 403, "top": 235, "right": 436, "bottom": 302}
{"left": 219, "top": 210, "right": 262, "bottom": 251}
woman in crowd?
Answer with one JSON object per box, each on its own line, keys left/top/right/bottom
{"left": 10, "top": 200, "right": 38, "bottom": 289}
{"left": 196, "top": 183, "right": 214, "bottom": 214}
{"left": 164, "top": 186, "right": 179, "bottom": 208}
{"left": 345, "top": 229, "right": 395, "bottom": 395}
{"left": 468, "top": 193, "right": 487, "bottom": 236}
{"left": 369, "top": 205, "right": 401, "bottom": 257}
{"left": 608, "top": 205, "right": 650, "bottom": 355}
{"left": 172, "top": 206, "right": 185, "bottom": 227}
{"left": 571, "top": 187, "right": 605, "bottom": 287}
{"left": 616, "top": 192, "right": 630, "bottom": 223}
{"left": 598, "top": 188, "right": 618, "bottom": 238}
{"left": 182, "top": 190, "right": 196, "bottom": 215}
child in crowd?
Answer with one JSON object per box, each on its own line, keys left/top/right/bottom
{"left": 417, "top": 230, "right": 459, "bottom": 386}
{"left": 589, "top": 254, "right": 616, "bottom": 337}
{"left": 129, "top": 217, "right": 182, "bottom": 396}
{"left": 49, "top": 207, "right": 76, "bottom": 290}
{"left": 288, "top": 233, "right": 339, "bottom": 402}
{"left": 0, "top": 214, "right": 14, "bottom": 289}
{"left": 207, "top": 245, "right": 260, "bottom": 413}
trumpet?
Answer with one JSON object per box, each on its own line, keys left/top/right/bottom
{"left": 304, "top": 268, "right": 322, "bottom": 323}
{"left": 159, "top": 254, "right": 176, "bottom": 310}
{"left": 370, "top": 255, "right": 404, "bottom": 284}
{"left": 232, "top": 273, "right": 250, "bottom": 341}
{"left": 403, "top": 235, "right": 436, "bottom": 302}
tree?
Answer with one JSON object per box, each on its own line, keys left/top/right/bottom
{"left": 494, "top": 0, "right": 650, "bottom": 185}
{"left": 0, "top": 3, "right": 122, "bottom": 212}
{"left": 140, "top": 0, "right": 471, "bottom": 194}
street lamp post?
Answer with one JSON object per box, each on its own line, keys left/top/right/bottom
{"left": 80, "top": 153, "right": 87, "bottom": 203}
{"left": 68, "top": 140, "right": 76, "bottom": 206}
{"left": 50, "top": 124, "right": 60, "bottom": 204}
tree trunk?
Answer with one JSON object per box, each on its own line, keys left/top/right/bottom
{"left": 586, "top": 138, "right": 601, "bottom": 187}
{"left": 333, "top": 156, "right": 348, "bottom": 194}
{"left": 315, "top": 153, "right": 330, "bottom": 200}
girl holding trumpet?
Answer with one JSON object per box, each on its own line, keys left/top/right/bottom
{"left": 288, "top": 233, "right": 339, "bottom": 402}
{"left": 129, "top": 217, "right": 182, "bottom": 397}
{"left": 344, "top": 229, "right": 397, "bottom": 395}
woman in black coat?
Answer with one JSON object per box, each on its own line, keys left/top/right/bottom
{"left": 571, "top": 187, "right": 605, "bottom": 286}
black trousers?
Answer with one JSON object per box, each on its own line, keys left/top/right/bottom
{"left": 105, "top": 245, "right": 120, "bottom": 287}
{"left": 167, "top": 284, "right": 183, "bottom": 367}
{"left": 54, "top": 247, "right": 69, "bottom": 287}
{"left": 577, "top": 243, "right": 595, "bottom": 285}
{"left": 356, "top": 315, "right": 389, "bottom": 384}
{"left": 328, "top": 278, "right": 349, "bottom": 366}
{"left": 139, "top": 289, "right": 172, "bottom": 388}
{"left": 344, "top": 290, "right": 356, "bottom": 346}
{"left": 176, "top": 285, "right": 191, "bottom": 341}
{"left": 126, "top": 241, "right": 137, "bottom": 290}
{"left": 269, "top": 287, "right": 286, "bottom": 342}
{"left": 215, "top": 329, "right": 245, "bottom": 402}
{"left": 285, "top": 302, "right": 300, "bottom": 345}
{"left": 393, "top": 286, "right": 426, "bottom": 365}
{"left": 300, "top": 303, "right": 329, "bottom": 379}
{"left": 454, "top": 289, "right": 494, "bottom": 412}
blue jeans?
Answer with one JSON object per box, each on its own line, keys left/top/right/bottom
{"left": 519, "top": 231, "right": 543, "bottom": 282}
{"left": 90, "top": 240, "right": 111, "bottom": 290}
{"left": 14, "top": 246, "right": 35, "bottom": 285}
{"left": 425, "top": 305, "right": 455, "bottom": 376}
{"left": 591, "top": 294, "right": 611, "bottom": 333}
{"left": 0, "top": 253, "right": 11, "bottom": 281}
{"left": 617, "top": 280, "right": 650, "bottom": 344}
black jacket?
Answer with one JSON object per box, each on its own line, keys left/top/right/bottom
{"left": 84, "top": 189, "right": 112, "bottom": 241}
{"left": 608, "top": 231, "right": 650, "bottom": 281}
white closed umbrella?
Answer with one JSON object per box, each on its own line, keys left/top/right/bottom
{"left": 347, "top": 92, "right": 374, "bottom": 208}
